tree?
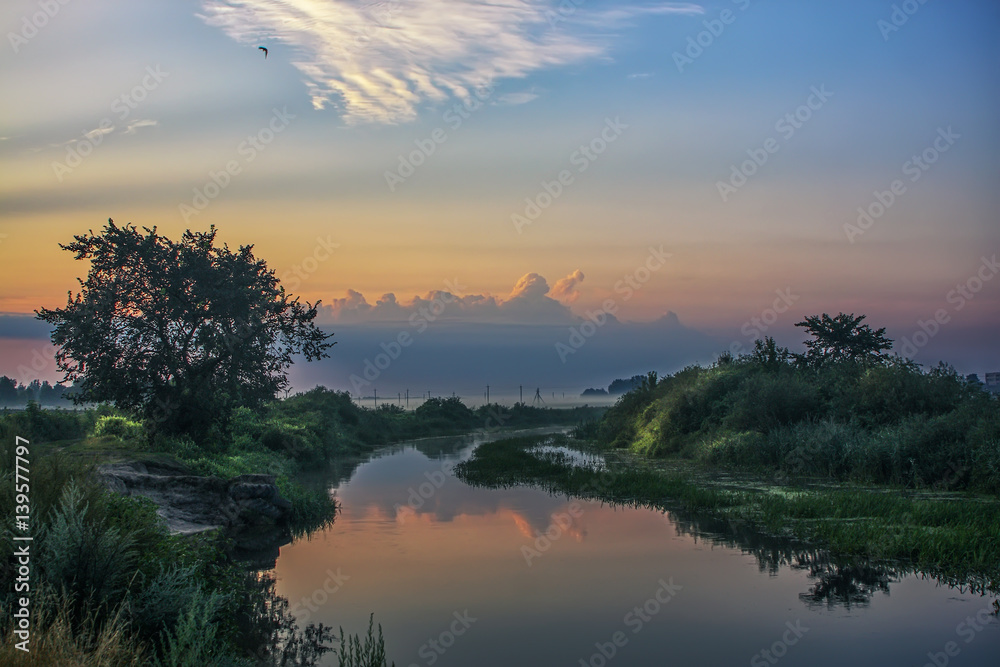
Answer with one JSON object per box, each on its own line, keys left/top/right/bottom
{"left": 794, "top": 313, "right": 892, "bottom": 366}
{"left": 0, "top": 376, "right": 18, "bottom": 406}
{"left": 747, "top": 336, "right": 792, "bottom": 369}
{"left": 37, "top": 221, "right": 334, "bottom": 437}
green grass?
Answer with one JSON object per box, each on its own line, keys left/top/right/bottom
{"left": 455, "top": 434, "right": 1000, "bottom": 593}
{"left": 593, "top": 355, "right": 1000, "bottom": 495}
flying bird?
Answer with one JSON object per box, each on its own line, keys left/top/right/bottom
{"left": 258, "top": 46, "right": 268, "bottom": 59}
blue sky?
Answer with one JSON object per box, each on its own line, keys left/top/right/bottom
{"left": 1, "top": 0, "right": 998, "bottom": 393}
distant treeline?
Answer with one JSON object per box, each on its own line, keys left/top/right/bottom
{"left": 582, "top": 375, "right": 646, "bottom": 397}
{"left": 0, "top": 376, "right": 74, "bottom": 407}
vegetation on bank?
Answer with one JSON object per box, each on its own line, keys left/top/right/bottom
{"left": 455, "top": 434, "right": 1000, "bottom": 593}
{"left": 0, "top": 395, "right": 598, "bottom": 665}
{"left": 584, "top": 323, "right": 999, "bottom": 495}
{"left": 457, "top": 314, "right": 1000, "bottom": 593}
{"left": 0, "top": 450, "right": 344, "bottom": 665}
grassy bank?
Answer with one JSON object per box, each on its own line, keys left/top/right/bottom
{"left": 585, "top": 345, "right": 999, "bottom": 494}
{"left": 472, "top": 345, "right": 1000, "bottom": 593}
{"left": 455, "top": 434, "right": 1000, "bottom": 593}
{"left": 0, "top": 391, "right": 597, "bottom": 664}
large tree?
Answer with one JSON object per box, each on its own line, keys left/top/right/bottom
{"left": 795, "top": 312, "right": 892, "bottom": 366}
{"left": 37, "top": 221, "right": 334, "bottom": 437}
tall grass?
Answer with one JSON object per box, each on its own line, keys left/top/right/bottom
{"left": 335, "top": 614, "right": 395, "bottom": 667}
{"left": 0, "top": 454, "right": 344, "bottom": 666}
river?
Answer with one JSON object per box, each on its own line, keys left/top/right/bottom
{"left": 272, "top": 429, "right": 999, "bottom": 666}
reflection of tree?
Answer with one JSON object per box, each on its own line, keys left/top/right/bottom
{"left": 797, "top": 562, "right": 895, "bottom": 608}
{"left": 629, "top": 508, "right": 905, "bottom": 608}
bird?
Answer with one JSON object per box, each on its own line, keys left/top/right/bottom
{"left": 258, "top": 46, "right": 268, "bottom": 59}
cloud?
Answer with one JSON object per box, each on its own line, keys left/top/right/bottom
{"left": 123, "top": 119, "right": 159, "bottom": 134}
{"left": 496, "top": 91, "right": 539, "bottom": 106}
{"left": 197, "top": 1, "right": 700, "bottom": 123}
{"left": 317, "top": 270, "right": 585, "bottom": 324}
{"left": 81, "top": 126, "right": 115, "bottom": 142}
{"left": 550, "top": 269, "right": 585, "bottom": 304}
{"left": 627, "top": 72, "right": 653, "bottom": 79}
{"left": 507, "top": 272, "right": 550, "bottom": 301}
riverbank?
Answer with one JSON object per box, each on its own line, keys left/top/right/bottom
{"left": 0, "top": 394, "right": 601, "bottom": 665}
{"left": 455, "top": 433, "right": 1000, "bottom": 595}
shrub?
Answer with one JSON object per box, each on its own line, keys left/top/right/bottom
{"left": 94, "top": 415, "right": 145, "bottom": 440}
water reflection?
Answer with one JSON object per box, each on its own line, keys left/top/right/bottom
{"left": 272, "top": 430, "right": 998, "bottom": 667}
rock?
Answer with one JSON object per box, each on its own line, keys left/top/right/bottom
{"left": 95, "top": 461, "right": 294, "bottom": 539}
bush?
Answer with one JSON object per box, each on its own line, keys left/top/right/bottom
{"left": 94, "top": 415, "right": 145, "bottom": 440}
{"left": 594, "top": 345, "right": 1000, "bottom": 494}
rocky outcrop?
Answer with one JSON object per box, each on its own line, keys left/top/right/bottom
{"left": 95, "top": 460, "right": 293, "bottom": 538}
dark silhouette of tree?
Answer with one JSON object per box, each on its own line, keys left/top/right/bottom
{"left": 0, "top": 376, "right": 17, "bottom": 406}
{"left": 36, "top": 221, "right": 334, "bottom": 438}
{"left": 795, "top": 313, "right": 892, "bottom": 366}
{"left": 748, "top": 336, "right": 792, "bottom": 369}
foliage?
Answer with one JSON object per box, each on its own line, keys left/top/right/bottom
{"left": 36, "top": 221, "right": 334, "bottom": 439}
{"left": 590, "top": 327, "right": 1000, "bottom": 494}
{"left": 794, "top": 312, "right": 893, "bottom": 366}
{"left": 335, "top": 614, "right": 395, "bottom": 667}
{"left": 93, "top": 414, "right": 145, "bottom": 440}
{"left": 0, "top": 458, "right": 341, "bottom": 666}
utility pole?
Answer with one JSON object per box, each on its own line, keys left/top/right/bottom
{"left": 486, "top": 384, "right": 490, "bottom": 404}
{"left": 373, "top": 388, "right": 377, "bottom": 408}
{"left": 519, "top": 385, "right": 523, "bottom": 404}
{"left": 406, "top": 389, "right": 409, "bottom": 408}
{"left": 398, "top": 392, "right": 401, "bottom": 406}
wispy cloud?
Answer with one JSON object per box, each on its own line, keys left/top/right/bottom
{"left": 123, "top": 119, "right": 159, "bottom": 134}
{"left": 198, "top": 1, "right": 700, "bottom": 123}
{"left": 497, "top": 91, "right": 539, "bottom": 106}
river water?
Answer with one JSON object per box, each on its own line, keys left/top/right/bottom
{"left": 272, "top": 429, "right": 999, "bottom": 667}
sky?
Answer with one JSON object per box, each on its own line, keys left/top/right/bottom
{"left": 1, "top": 0, "right": 998, "bottom": 398}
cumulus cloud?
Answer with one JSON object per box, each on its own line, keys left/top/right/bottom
{"left": 197, "top": 1, "right": 702, "bottom": 123}
{"left": 550, "top": 269, "right": 585, "bottom": 303}
{"left": 507, "top": 272, "right": 550, "bottom": 301}
{"left": 317, "top": 270, "right": 585, "bottom": 324}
